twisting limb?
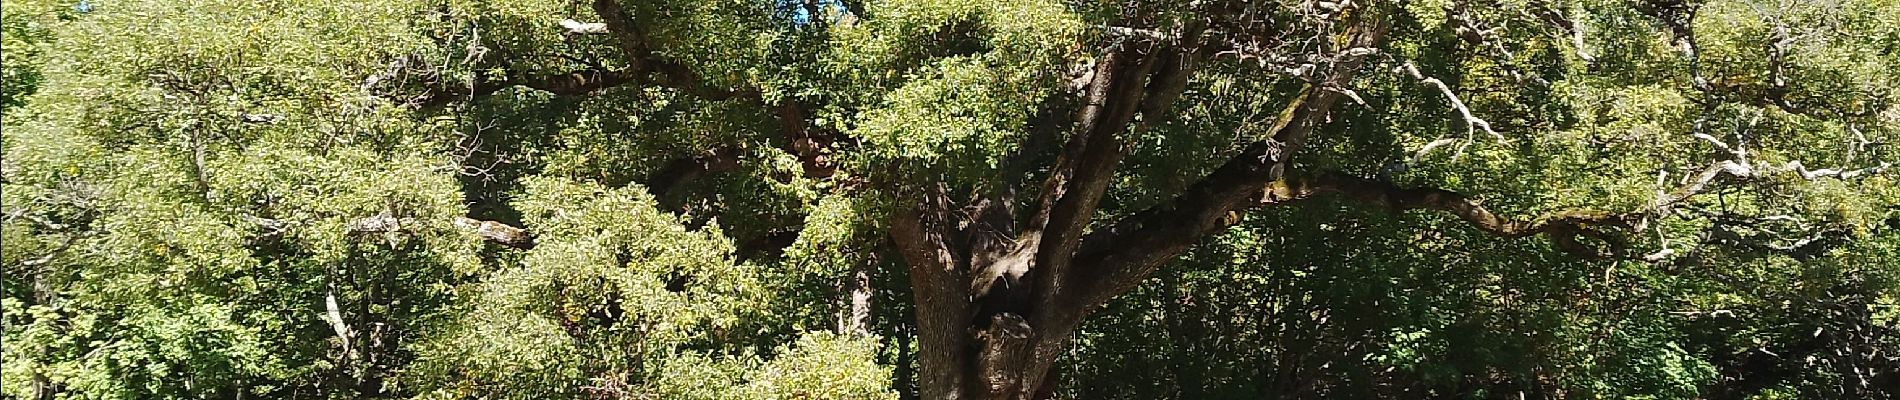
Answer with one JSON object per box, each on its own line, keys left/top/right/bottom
{"left": 1692, "top": 132, "right": 1743, "bottom": 158}
{"left": 1068, "top": 8, "right": 1391, "bottom": 311}
{"left": 1261, "top": 170, "right": 1636, "bottom": 257}
{"left": 965, "top": 40, "right": 1159, "bottom": 310}
{"left": 1398, "top": 62, "right": 1505, "bottom": 142}
{"left": 1639, "top": 0, "right": 1706, "bottom": 91}
{"left": 1262, "top": 155, "right": 1892, "bottom": 258}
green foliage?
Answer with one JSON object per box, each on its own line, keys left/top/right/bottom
{"left": 2, "top": 0, "right": 1895, "bottom": 398}
{"left": 0, "top": 0, "right": 70, "bottom": 114}
{"left": 401, "top": 178, "right": 893, "bottom": 399}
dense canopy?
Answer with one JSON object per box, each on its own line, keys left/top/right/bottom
{"left": 2, "top": 0, "right": 1896, "bottom": 399}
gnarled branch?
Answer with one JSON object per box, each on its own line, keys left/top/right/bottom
{"left": 1069, "top": 11, "right": 1391, "bottom": 309}
{"left": 1260, "top": 170, "right": 1634, "bottom": 257}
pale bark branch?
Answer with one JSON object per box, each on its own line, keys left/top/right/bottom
{"left": 450, "top": 216, "right": 536, "bottom": 249}
{"left": 835, "top": 262, "right": 874, "bottom": 335}
{"left": 1398, "top": 62, "right": 1504, "bottom": 142}
{"left": 324, "top": 287, "right": 357, "bottom": 361}
{"left": 560, "top": 19, "right": 608, "bottom": 35}
{"left": 1529, "top": 2, "right": 1595, "bottom": 65}
{"left": 18, "top": 236, "right": 76, "bottom": 268}
{"left": 1409, "top": 137, "right": 1461, "bottom": 163}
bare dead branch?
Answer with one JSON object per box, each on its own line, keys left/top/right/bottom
{"left": 324, "top": 287, "right": 358, "bottom": 362}
{"left": 1398, "top": 62, "right": 1505, "bottom": 142}
{"left": 560, "top": 19, "right": 608, "bottom": 35}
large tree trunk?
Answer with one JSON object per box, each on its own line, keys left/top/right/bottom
{"left": 890, "top": 9, "right": 1390, "bottom": 399}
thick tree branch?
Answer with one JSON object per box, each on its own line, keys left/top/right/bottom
{"left": 1262, "top": 170, "right": 1635, "bottom": 256}
{"left": 889, "top": 189, "right": 973, "bottom": 400}
{"left": 1640, "top": 0, "right": 1707, "bottom": 91}
{"left": 1068, "top": 11, "right": 1390, "bottom": 309}
{"left": 961, "top": 46, "right": 1146, "bottom": 309}
{"left": 450, "top": 216, "right": 536, "bottom": 249}
{"left": 649, "top": 147, "right": 744, "bottom": 210}
{"left": 1017, "top": 44, "right": 1160, "bottom": 295}
{"left": 974, "top": 314, "right": 1034, "bottom": 397}
{"left": 964, "top": 90, "right": 1076, "bottom": 278}
{"left": 1265, "top": 156, "right": 1892, "bottom": 253}
{"left": 956, "top": 85, "right": 1088, "bottom": 342}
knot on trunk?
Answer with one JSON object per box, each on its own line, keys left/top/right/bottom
{"left": 974, "top": 313, "right": 1033, "bottom": 397}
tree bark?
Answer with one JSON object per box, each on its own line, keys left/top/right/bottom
{"left": 892, "top": 9, "right": 1390, "bottom": 399}
{"left": 891, "top": 190, "right": 973, "bottom": 400}
{"left": 837, "top": 260, "right": 874, "bottom": 335}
